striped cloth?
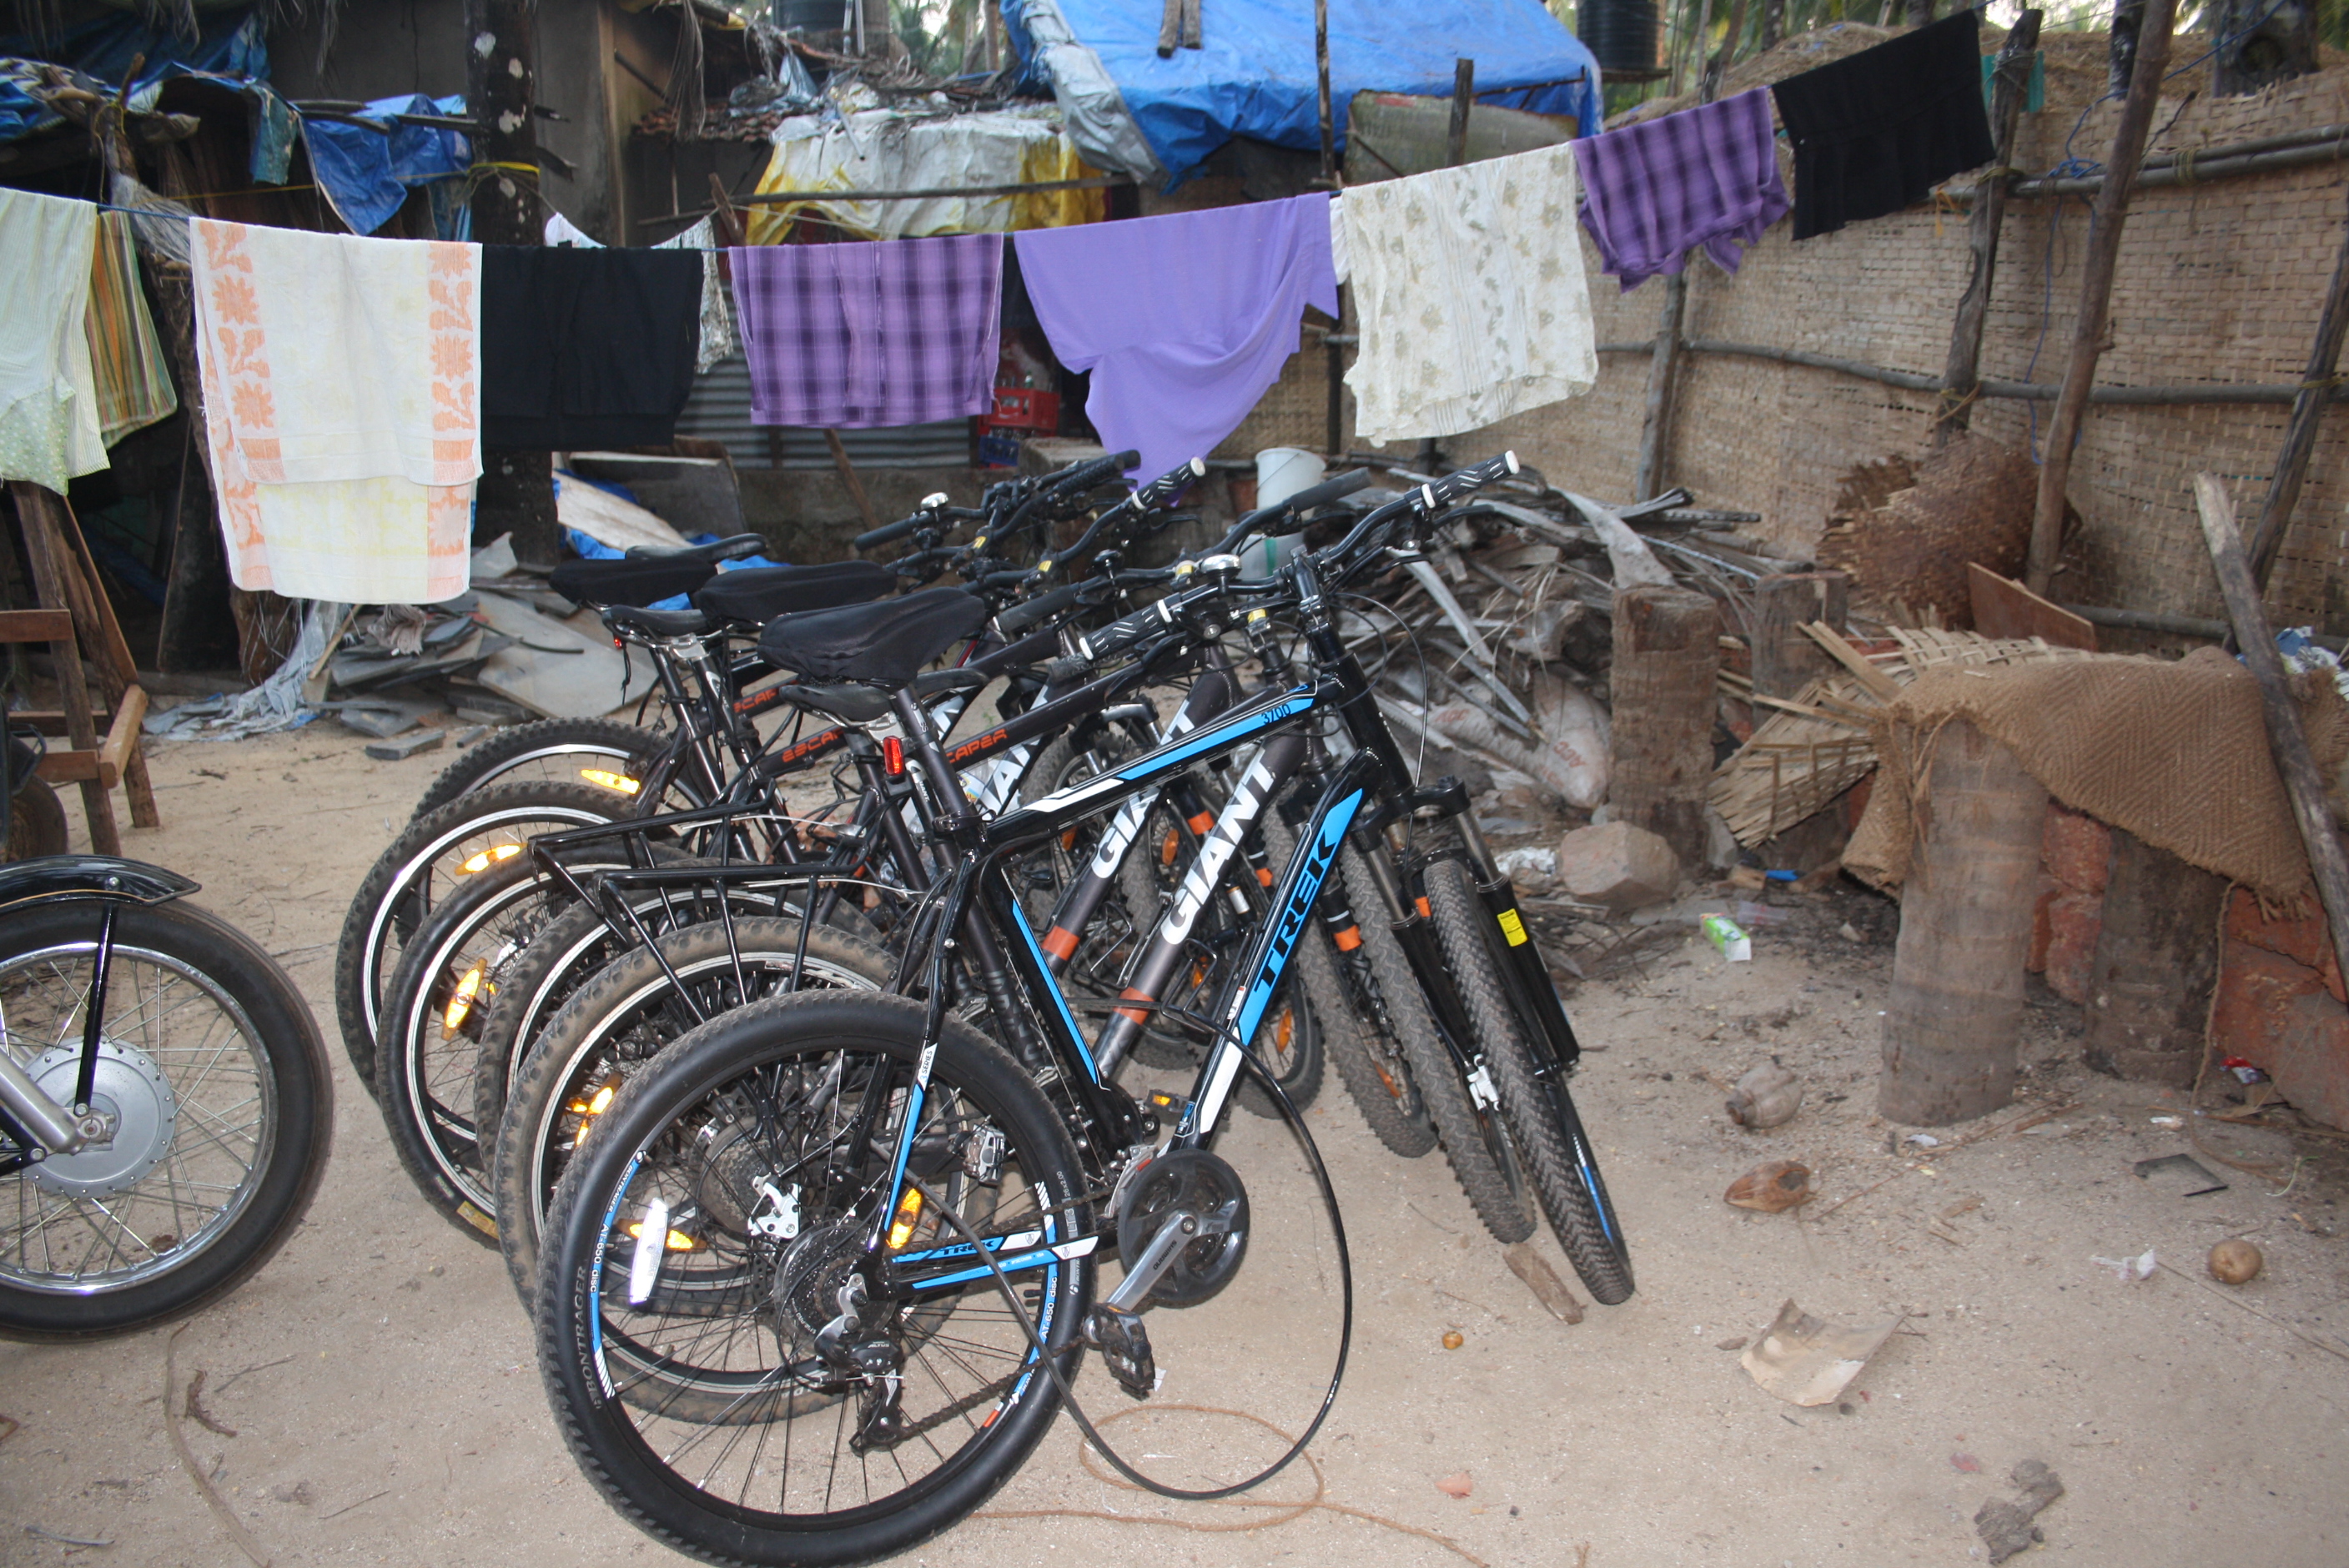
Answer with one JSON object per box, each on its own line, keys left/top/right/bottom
{"left": 84, "top": 210, "right": 178, "bottom": 446}
{"left": 1572, "top": 88, "right": 1790, "bottom": 291}
{"left": 728, "top": 234, "right": 1002, "bottom": 430}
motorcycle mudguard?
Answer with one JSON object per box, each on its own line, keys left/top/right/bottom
{"left": 0, "top": 856, "right": 199, "bottom": 915}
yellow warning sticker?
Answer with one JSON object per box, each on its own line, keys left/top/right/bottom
{"left": 1496, "top": 908, "right": 1529, "bottom": 946}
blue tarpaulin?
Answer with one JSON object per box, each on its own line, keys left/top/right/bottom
{"left": 1002, "top": 0, "right": 1602, "bottom": 187}
{"left": 303, "top": 93, "right": 471, "bottom": 236}
{"left": 0, "top": 6, "right": 269, "bottom": 143}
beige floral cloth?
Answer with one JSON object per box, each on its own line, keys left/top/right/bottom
{"left": 192, "top": 219, "right": 480, "bottom": 603}
{"left": 0, "top": 188, "right": 108, "bottom": 493}
{"left": 1333, "top": 142, "right": 1597, "bottom": 446}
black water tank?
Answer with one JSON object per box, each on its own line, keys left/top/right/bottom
{"left": 775, "top": 0, "right": 848, "bottom": 33}
{"left": 1580, "top": 0, "right": 1665, "bottom": 81}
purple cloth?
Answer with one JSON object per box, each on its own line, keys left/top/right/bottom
{"left": 1572, "top": 89, "right": 1791, "bottom": 292}
{"left": 729, "top": 234, "right": 1003, "bottom": 429}
{"left": 1013, "top": 194, "right": 1337, "bottom": 481}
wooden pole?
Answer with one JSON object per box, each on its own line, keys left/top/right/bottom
{"left": 2193, "top": 471, "right": 2349, "bottom": 990}
{"left": 1748, "top": 571, "right": 1849, "bottom": 699}
{"left": 1642, "top": 13, "right": 1743, "bottom": 502}
{"left": 1880, "top": 718, "right": 2047, "bottom": 1125}
{"left": 1446, "top": 58, "right": 1475, "bottom": 169}
{"left": 823, "top": 430, "right": 882, "bottom": 535}
{"left": 1315, "top": 0, "right": 1335, "bottom": 183}
{"left": 1607, "top": 585, "right": 1720, "bottom": 868}
{"left": 2082, "top": 828, "right": 2227, "bottom": 1087}
{"left": 1939, "top": 8, "right": 2043, "bottom": 445}
{"left": 2245, "top": 181, "right": 2349, "bottom": 589}
{"left": 2025, "top": 0, "right": 2175, "bottom": 593}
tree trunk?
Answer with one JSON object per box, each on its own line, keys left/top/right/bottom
{"left": 466, "top": 0, "right": 560, "bottom": 570}
{"left": 2082, "top": 829, "right": 2226, "bottom": 1087}
{"left": 1880, "top": 719, "right": 2047, "bottom": 1125}
{"left": 1938, "top": 8, "right": 2042, "bottom": 445}
{"left": 1607, "top": 585, "right": 1719, "bottom": 868}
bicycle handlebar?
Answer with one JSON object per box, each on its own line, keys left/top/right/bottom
{"left": 994, "top": 580, "right": 1087, "bottom": 636}
{"left": 854, "top": 512, "right": 931, "bottom": 550}
{"left": 1210, "top": 468, "right": 1374, "bottom": 554}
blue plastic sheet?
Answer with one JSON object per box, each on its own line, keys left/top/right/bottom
{"left": 0, "top": 6, "right": 269, "bottom": 145}
{"left": 303, "top": 93, "right": 471, "bottom": 237}
{"left": 1003, "top": 0, "right": 1602, "bottom": 186}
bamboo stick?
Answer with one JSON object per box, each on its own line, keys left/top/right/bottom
{"left": 2027, "top": 0, "right": 2176, "bottom": 593}
{"left": 2244, "top": 180, "right": 2349, "bottom": 589}
{"left": 1939, "top": 9, "right": 2043, "bottom": 444}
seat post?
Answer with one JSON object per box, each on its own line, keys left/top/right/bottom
{"left": 892, "top": 689, "right": 978, "bottom": 842}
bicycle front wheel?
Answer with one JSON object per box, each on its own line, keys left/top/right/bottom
{"left": 535, "top": 990, "right": 1090, "bottom": 1568}
{"left": 1422, "top": 857, "right": 1632, "bottom": 1303}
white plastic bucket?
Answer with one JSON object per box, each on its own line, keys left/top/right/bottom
{"left": 1255, "top": 447, "right": 1326, "bottom": 510}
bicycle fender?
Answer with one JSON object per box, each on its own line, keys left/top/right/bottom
{"left": 0, "top": 855, "right": 199, "bottom": 914}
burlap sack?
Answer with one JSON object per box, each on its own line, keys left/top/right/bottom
{"left": 1844, "top": 648, "right": 2349, "bottom": 907}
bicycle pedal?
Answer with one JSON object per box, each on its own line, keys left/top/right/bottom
{"left": 1083, "top": 1304, "right": 1157, "bottom": 1399}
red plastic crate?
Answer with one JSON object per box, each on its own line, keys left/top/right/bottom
{"left": 988, "top": 387, "right": 1060, "bottom": 433}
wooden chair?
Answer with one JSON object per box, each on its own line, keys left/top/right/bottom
{"left": 6, "top": 481, "right": 159, "bottom": 855}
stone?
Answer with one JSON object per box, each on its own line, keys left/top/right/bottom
{"left": 1555, "top": 822, "right": 1681, "bottom": 911}
{"left": 364, "top": 729, "right": 446, "bottom": 761}
{"left": 2225, "top": 887, "right": 2346, "bottom": 1003}
{"left": 2041, "top": 803, "right": 2111, "bottom": 894}
{"left": 2211, "top": 941, "right": 2349, "bottom": 1129}
{"left": 2042, "top": 889, "right": 2101, "bottom": 1006}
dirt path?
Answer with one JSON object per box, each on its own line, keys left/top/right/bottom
{"left": 5, "top": 723, "right": 2347, "bottom": 1566}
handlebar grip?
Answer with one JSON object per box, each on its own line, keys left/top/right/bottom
{"left": 854, "top": 512, "right": 930, "bottom": 550}
{"left": 978, "top": 570, "right": 1034, "bottom": 589}
{"left": 1277, "top": 467, "right": 1374, "bottom": 516}
{"left": 1132, "top": 456, "right": 1206, "bottom": 511}
{"left": 1422, "top": 451, "right": 1520, "bottom": 511}
{"left": 1050, "top": 451, "right": 1139, "bottom": 495}
{"left": 995, "top": 581, "right": 1085, "bottom": 636}
{"left": 1084, "top": 599, "right": 1174, "bottom": 664}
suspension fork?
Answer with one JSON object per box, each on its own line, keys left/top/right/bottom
{"left": 1446, "top": 808, "right": 1585, "bottom": 1073}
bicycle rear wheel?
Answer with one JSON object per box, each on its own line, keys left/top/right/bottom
{"left": 534, "top": 990, "right": 1089, "bottom": 1568}
{"left": 1422, "top": 857, "right": 1632, "bottom": 1303}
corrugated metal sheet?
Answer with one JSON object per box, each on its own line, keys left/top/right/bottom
{"left": 675, "top": 356, "right": 975, "bottom": 470}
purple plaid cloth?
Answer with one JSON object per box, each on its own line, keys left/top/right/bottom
{"left": 1573, "top": 89, "right": 1791, "bottom": 292}
{"left": 729, "top": 234, "right": 1003, "bottom": 428}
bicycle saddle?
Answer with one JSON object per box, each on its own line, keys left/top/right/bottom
{"left": 772, "top": 683, "right": 893, "bottom": 724}
{"left": 547, "top": 554, "right": 715, "bottom": 609}
{"left": 695, "top": 561, "right": 893, "bottom": 627}
{"left": 605, "top": 604, "right": 711, "bottom": 638}
{"left": 757, "top": 586, "right": 990, "bottom": 688}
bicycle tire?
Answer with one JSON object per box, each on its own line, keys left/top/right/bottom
{"left": 535, "top": 989, "right": 1089, "bottom": 1568}
{"left": 1422, "top": 857, "right": 1632, "bottom": 1302}
{"left": 1263, "top": 814, "right": 1434, "bottom": 1157}
{"left": 375, "top": 847, "right": 641, "bottom": 1244}
{"left": 492, "top": 917, "right": 892, "bottom": 1309}
{"left": 0, "top": 898, "right": 333, "bottom": 1341}
{"left": 334, "top": 780, "right": 636, "bottom": 1097}
{"left": 1339, "top": 847, "right": 1534, "bottom": 1244}
{"left": 410, "top": 717, "right": 669, "bottom": 819}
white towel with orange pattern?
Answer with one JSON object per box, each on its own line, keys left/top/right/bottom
{"left": 192, "top": 219, "right": 480, "bottom": 603}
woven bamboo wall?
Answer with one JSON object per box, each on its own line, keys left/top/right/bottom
{"left": 1223, "top": 41, "right": 2349, "bottom": 635}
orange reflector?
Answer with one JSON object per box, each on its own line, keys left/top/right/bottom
{"left": 579, "top": 768, "right": 641, "bottom": 796}
{"left": 1333, "top": 925, "right": 1363, "bottom": 952}
{"left": 458, "top": 843, "right": 524, "bottom": 875}
{"left": 624, "top": 1222, "right": 697, "bottom": 1252}
{"left": 1160, "top": 830, "right": 1180, "bottom": 866}
{"left": 1255, "top": 867, "right": 1275, "bottom": 887}
{"left": 1042, "top": 926, "right": 1080, "bottom": 961}
{"left": 443, "top": 962, "right": 486, "bottom": 1033}
{"left": 1415, "top": 896, "right": 1432, "bottom": 919}
{"left": 886, "top": 1187, "right": 925, "bottom": 1251}
{"left": 883, "top": 736, "right": 905, "bottom": 776}
{"left": 1186, "top": 812, "right": 1215, "bottom": 836}
{"left": 1115, "top": 987, "right": 1154, "bottom": 1027}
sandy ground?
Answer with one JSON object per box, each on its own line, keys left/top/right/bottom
{"left": 7, "top": 722, "right": 2349, "bottom": 1568}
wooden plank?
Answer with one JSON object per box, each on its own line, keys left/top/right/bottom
{"left": 33, "top": 749, "right": 103, "bottom": 786}
{"left": 1750, "top": 571, "right": 1849, "bottom": 697}
{"left": 47, "top": 494, "right": 158, "bottom": 827}
{"left": 12, "top": 481, "right": 117, "bottom": 854}
{"left": 0, "top": 609, "right": 74, "bottom": 644}
{"left": 2193, "top": 471, "right": 2349, "bottom": 989}
{"left": 1800, "top": 621, "right": 1903, "bottom": 701}
{"left": 98, "top": 686, "right": 148, "bottom": 787}
{"left": 1966, "top": 562, "right": 2099, "bottom": 651}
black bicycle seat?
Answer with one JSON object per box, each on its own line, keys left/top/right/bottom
{"left": 774, "top": 683, "right": 893, "bottom": 724}
{"left": 623, "top": 532, "right": 767, "bottom": 563}
{"left": 606, "top": 604, "right": 712, "bottom": 639}
{"left": 547, "top": 554, "right": 716, "bottom": 609}
{"left": 694, "top": 561, "right": 893, "bottom": 627}
{"left": 757, "top": 586, "right": 989, "bottom": 687}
